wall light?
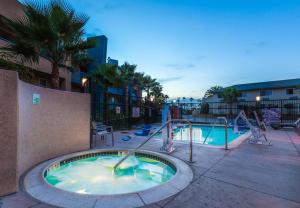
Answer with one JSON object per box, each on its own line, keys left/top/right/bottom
{"left": 81, "top": 77, "right": 88, "bottom": 87}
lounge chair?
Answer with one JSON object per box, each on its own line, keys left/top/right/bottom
{"left": 133, "top": 124, "right": 152, "bottom": 136}
{"left": 92, "top": 121, "right": 114, "bottom": 146}
{"left": 234, "top": 111, "right": 271, "bottom": 145}
{"left": 270, "top": 118, "right": 300, "bottom": 135}
{"left": 134, "top": 128, "right": 151, "bottom": 136}
{"left": 253, "top": 111, "right": 267, "bottom": 131}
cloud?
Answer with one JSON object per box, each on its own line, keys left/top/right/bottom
{"left": 158, "top": 76, "right": 183, "bottom": 84}
{"left": 165, "top": 64, "right": 195, "bottom": 70}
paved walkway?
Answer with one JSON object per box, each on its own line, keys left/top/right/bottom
{"left": 1, "top": 128, "right": 300, "bottom": 208}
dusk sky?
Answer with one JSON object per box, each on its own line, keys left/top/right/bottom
{"left": 69, "top": 0, "right": 300, "bottom": 98}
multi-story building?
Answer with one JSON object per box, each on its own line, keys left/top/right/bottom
{"left": 71, "top": 35, "right": 108, "bottom": 92}
{"left": 202, "top": 78, "right": 300, "bottom": 117}
{"left": 107, "top": 57, "right": 119, "bottom": 66}
{"left": 204, "top": 78, "right": 300, "bottom": 102}
{"left": 0, "top": 0, "right": 72, "bottom": 91}
{"left": 0, "top": 0, "right": 142, "bottom": 110}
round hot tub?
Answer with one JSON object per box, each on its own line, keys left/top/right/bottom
{"left": 44, "top": 151, "right": 176, "bottom": 195}
{"left": 24, "top": 149, "right": 193, "bottom": 208}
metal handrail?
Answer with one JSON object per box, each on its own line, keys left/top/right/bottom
{"left": 113, "top": 119, "right": 193, "bottom": 171}
{"left": 203, "top": 119, "right": 218, "bottom": 144}
{"left": 217, "top": 117, "right": 229, "bottom": 150}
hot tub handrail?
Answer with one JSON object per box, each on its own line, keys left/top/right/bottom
{"left": 113, "top": 119, "right": 193, "bottom": 171}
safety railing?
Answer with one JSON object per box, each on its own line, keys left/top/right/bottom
{"left": 217, "top": 117, "right": 229, "bottom": 150}
{"left": 113, "top": 119, "right": 193, "bottom": 171}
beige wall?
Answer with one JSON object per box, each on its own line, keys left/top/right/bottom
{"left": 241, "top": 88, "right": 299, "bottom": 101}
{"left": 0, "top": 69, "right": 90, "bottom": 196}
{"left": 0, "top": 0, "right": 24, "bottom": 19}
{"left": 204, "top": 88, "right": 300, "bottom": 103}
{"left": 0, "top": 70, "right": 19, "bottom": 196}
{"left": 18, "top": 79, "right": 90, "bottom": 176}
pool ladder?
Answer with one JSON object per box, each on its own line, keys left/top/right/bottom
{"left": 113, "top": 119, "right": 194, "bottom": 171}
{"left": 218, "top": 117, "right": 229, "bottom": 150}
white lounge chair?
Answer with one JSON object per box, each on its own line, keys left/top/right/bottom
{"left": 234, "top": 111, "right": 271, "bottom": 145}
{"left": 253, "top": 111, "right": 267, "bottom": 131}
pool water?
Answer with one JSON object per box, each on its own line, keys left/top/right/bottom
{"left": 172, "top": 125, "right": 244, "bottom": 146}
{"left": 45, "top": 155, "right": 176, "bottom": 195}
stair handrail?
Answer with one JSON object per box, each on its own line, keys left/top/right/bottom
{"left": 113, "top": 119, "right": 193, "bottom": 171}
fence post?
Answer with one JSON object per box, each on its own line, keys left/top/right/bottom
{"left": 225, "top": 124, "right": 228, "bottom": 150}
{"left": 127, "top": 94, "right": 131, "bottom": 129}
{"left": 280, "top": 100, "right": 283, "bottom": 123}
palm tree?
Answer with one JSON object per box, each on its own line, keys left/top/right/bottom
{"left": 221, "top": 87, "right": 240, "bottom": 115}
{"left": 119, "top": 62, "right": 137, "bottom": 117}
{"left": 203, "top": 86, "right": 223, "bottom": 99}
{"left": 132, "top": 71, "right": 145, "bottom": 105}
{"left": 1, "top": 0, "right": 94, "bottom": 89}
{"left": 142, "top": 75, "right": 157, "bottom": 101}
{"left": 91, "top": 64, "right": 124, "bottom": 124}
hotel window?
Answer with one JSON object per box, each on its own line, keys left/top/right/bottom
{"left": 260, "top": 90, "right": 272, "bottom": 96}
{"left": 286, "top": 88, "right": 294, "bottom": 95}
{"left": 239, "top": 92, "right": 247, "bottom": 97}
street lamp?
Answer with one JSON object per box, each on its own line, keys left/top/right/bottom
{"left": 256, "top": 96, "right": 261, "bottom": 102}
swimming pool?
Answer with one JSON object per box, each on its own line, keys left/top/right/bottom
{"left": 171, "top": 125, "right": 246, "bottom": 146}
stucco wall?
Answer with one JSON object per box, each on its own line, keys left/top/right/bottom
{"left": 0, "top": 0, "right": 24, "bottom": 19}
{"left": 0, "top": 69, "right": 90, "bottom": 196}
{"left": 18, "top": 80, "right": 90, "bottom": 176}
{"left": 0, "top": 70, "right": 19, "bottom": 196}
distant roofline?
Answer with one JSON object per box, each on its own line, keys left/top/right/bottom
{"left": 229, "top": 78, "right": 300, "bottom": 91}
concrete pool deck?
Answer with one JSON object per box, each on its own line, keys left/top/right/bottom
{"left": 1, "top": 128, "right": 300, "bottom": 208}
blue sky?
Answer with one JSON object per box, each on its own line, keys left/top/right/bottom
{"left": 70, "top": 0, "right": 300, "bottom": 98}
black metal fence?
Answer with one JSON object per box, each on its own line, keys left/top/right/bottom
{"left": 91, "top": 90, "right": 162, "bottom": 129}
{"left": 170, "top": 99, "right": 300, "bottom": 123}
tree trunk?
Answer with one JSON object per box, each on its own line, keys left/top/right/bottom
{"left": 51, "top": 63, "right": 60, "bottom": 89}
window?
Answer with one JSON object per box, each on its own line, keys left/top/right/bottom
{"left": 260, "top": 90, "right": 272, "bottom": 96}
{"left": 286, "top": 88, "right": 294, "bottom": 95}
{"left": 39, "top": 79, "right": 48, "bottom": 88}
{"left": 239, "top": 92, "right": 247, "bottom": 97}
{"left": 289, "top": 96, "right": 298, "bottom": 100}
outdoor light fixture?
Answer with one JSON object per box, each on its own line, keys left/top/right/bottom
{"left": 173, "top": 99, "right": 176, "bottom": 103}
{"left": 81, "top": 77, "right": 88, "bottom": 87}
{"left": 256, "top": 96, "right": 261, "bottom": 102}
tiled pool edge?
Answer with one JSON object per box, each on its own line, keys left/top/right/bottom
{"left": 151, "top": 130, "right": 251, "bottom": 149}
{"left": 23, "top": 149, "right": 193, "bottom": 208}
